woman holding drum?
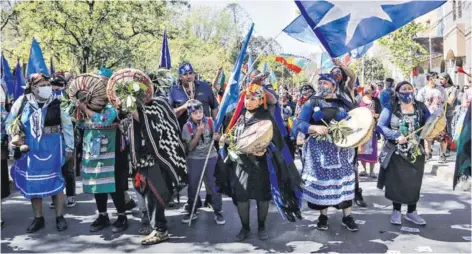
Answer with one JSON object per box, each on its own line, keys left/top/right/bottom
{"left": 219, "top": 83, "right": 302, "bottom": 242}
{"left": 377, "top": 81, "right": 431, "bottom": 226}
{"left": 297, "top": 73, "right": 361, "bottom": 232}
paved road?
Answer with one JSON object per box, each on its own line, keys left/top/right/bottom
{"left": 1, "top": 154, "right": 471, "bottom": 253}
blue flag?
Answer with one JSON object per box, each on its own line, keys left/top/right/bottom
{"left": 320, "top": 51, "right": 335, "bottom": 71}
{"left": 295, "top": 0, "right": 446, "bottom": 57}
{"left": 159, "top": 28, "right": 171, "bottom": 69}
{"left": 26, "top": 38, "right": 49, "bottom": 77}
{"left": 261, "top": 62, "right": 269, "bottom": 85}
{"left": 50, "top": 56, "right": 55, "bottom": 76}
{"left": 1, "top": 54, "right": 14, "bottom": 98}
{"left": 215, "top": 23, "right": 255, "bottom": 131}
{"left": 13, "top": 59, "right": 25, "bottom": 100}
{"left": 350, "top": 42, "right": 373, "bottom": 59}
{"left": 283, "top": 15, "right": 321, "bottom": 45}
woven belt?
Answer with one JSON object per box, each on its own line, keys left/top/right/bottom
{"left": 43, "top": 125, "right": 62, "bottom": 135}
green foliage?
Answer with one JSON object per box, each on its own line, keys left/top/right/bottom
{"left": 351, "top": 57, "right": 390, "bottom": 83}
{"left": 378, "top": 22, "right": 428, "bottom": 77}
{"left": 1, "top": 0, "right": 303, "bottom": 87}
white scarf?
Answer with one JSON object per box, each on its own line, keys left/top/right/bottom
{"left": 26, "top": 93, "right": 55, "bottom": 141}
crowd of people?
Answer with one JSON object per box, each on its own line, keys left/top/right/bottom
{"left": 0, "top": 59, "right": 470, "bottom": 246}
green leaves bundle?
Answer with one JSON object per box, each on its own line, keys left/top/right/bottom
{"left": 315, "top": 119, "right": 354, "bottom": 144}
{"left": 115, "top": 81, "right": 148, "bottom": 113}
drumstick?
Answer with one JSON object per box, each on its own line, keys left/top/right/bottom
{"left": 405, "top": 126, "right": 426, "bottom": 139}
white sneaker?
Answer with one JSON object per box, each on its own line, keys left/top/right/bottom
{"left": 48, "top": 201, "right": 55, "bottom": 209}
{"left": 66, "top": 196, "right": 76, "bottom": 208}
{"left": 390, "top": 210, "right": 402, "bottom": 225}
{"left": 405, "top": 211, "right": 426, "bottom": 225}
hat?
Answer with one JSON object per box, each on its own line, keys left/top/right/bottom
{"left": 395, "top": 81, "right": 413, "bottom": 92}
{"left": 97, "top": 68, "right": 113, "bottom": 78}
{"left": 179, "top": 63, "right": 194, "bottom": 75}
{"left": 28, "top": 73, "right": 50, "bottom": 87}
{"left": 318, "top": 73, "right": 337, "bottom": 87}
{"left": 186, "top": 99, "right": 203, "bottom": 113}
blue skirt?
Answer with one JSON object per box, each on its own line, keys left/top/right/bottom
{"left": 301, "top": 137, "right": 356, "bottom": 206}
{"left": 11, "top": 133, "right": 65, "bottom": 199}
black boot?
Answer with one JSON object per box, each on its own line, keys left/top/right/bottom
{"left": 56, "top": 215, "right": 68, "bottom": 232}
{"left": 112, "top": 215, "right": 128, "bottom": 233}
{"left": 235, "top": 227, "right": 250, "bottom": 242}
{"left": 90, "top": 214, "right": 111, "bottom": 232}
{"left": 27, "top": 217, "right": 45, "bottom": 233}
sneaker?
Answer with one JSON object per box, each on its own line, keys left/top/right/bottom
{"left": 445, "top": 148, "right": 451, "bottom": 157}
{"left": 439, "top": 153, "right": 447, "bottom": 164}
{"left": 426, "top": 153, "right": 433, "bottom": 161}
{"left": 56, "top": 215, "right": 68, "bottom": 231}
{"left": 49, "top": 201, "right": 55, "bottom": 209}
{"left": 369, "top": 172, "right": 377, "bottom": 179}
{"left": 214, "top": 212, "right": 225, "bottom": 225}
{"left": 317, "top": 214, "right": 328, "bottom": 231}
{"left": 27, "top": 217, "right": 45, "bottom": 233}
{"left": 112, "top": 215, "right": 128, "bottom": 233}
{"left": 66, "top": 196, "right": 76, "bottom": 208}
{"left": 181, "top": 213, "right": 198, "bottom": 223}
{"left": 234, "top": 228, "right": 250, "bottom": 242}
{"left": 359, "top": 171, "right": 368, "bottom": 177}
{"left": 90, "top": 214, "right": 111, "bottom": 232}
{"left": 124, "top": 199, "right": 137, "bottom": 211}
{"left": 405, "top": 211, "right": 426, "bottom": 225}
{"left": 390, "top": 210, "right": 402, "bottom": 225}
{"left": 258, "top": 227, "right": 269, "bottom": 240}
{"left": 341, "top": 215, "right": 359, "bottom": 232}
{"left": 141, "top": 229, "right": 170, "bottom": 245}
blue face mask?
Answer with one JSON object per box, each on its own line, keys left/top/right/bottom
{"left": 398, "top": 92, "right": 414, "bottom": 103}
{"left": 316, "top": 86, "right": 333, "bottom": 98}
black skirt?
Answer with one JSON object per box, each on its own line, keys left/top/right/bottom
{"left": 113, "top": 131, "right": 129, "bottom": 192}
{"left": 233, "top": 154, "right": 272, "bottom": 202}
{"left": 383, "top": 152, "right": 425, "bottom": 205}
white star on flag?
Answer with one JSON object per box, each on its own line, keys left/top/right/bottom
{"left": 316, "top": 0, "right": 408, "bottom": 45}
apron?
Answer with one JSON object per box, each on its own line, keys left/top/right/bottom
{"left": 81, "top": 125, "right": 117, "bottom": 194}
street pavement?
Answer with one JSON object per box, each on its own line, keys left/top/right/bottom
{"left": 1, "top": 151, "right": 471, "bottom": 253}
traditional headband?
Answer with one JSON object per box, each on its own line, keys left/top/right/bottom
{"left": 318, "top": 73, "right": 337, "bottom": 87}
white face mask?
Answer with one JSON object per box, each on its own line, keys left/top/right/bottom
{"left": 37, "top": 86, "right": 52, "bottom": 99}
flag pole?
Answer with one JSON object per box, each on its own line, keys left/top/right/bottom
{"left": 361, "top": 55, "right": 365, "bottom": 86}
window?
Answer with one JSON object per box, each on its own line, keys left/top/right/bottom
{"left": 453, "top": 0, "right": 457, "bottom": 21}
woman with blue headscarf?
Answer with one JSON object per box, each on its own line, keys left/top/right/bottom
{"left": 298, "top": 73, "right": 359, "bottom": 232}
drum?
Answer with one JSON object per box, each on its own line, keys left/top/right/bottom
{"left": 334, "top": 107, "right": 374, "bottom": 148}
{"left": 235, "top": 120, "right": 273, "bottom": 154}
{"left": 106, "top": 68, "right": 153, "bottom": 111}
{"left": 420, "top": 112, "right": 447, "bottom": 139}
{"left": 68, "top": 74, "right": 108, "bottom": 112}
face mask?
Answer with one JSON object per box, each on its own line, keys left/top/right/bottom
{"left": 37, "top": 86, "right": 52, "bottom": 99}
{"left": 316, "top": 86, "right": 333, "bottom": 98}
{"left": 398, "top": 92, "right": 414, "bottom": 103}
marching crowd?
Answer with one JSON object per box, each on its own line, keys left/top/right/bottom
{"left": 0, "top": 60, "right": 471, "bottom": 246}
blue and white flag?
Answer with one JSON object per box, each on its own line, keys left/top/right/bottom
{"left": 13, "top": 58, "right": 26, "bottom": 100}
{"left": 159, "top": 28, "right": 171, "bottom": 69}
{"left": 1, "top": 53, "right": 14, "bottom": 98}
{"left": 295, "top": 0, "right": 446, "bottom": 57}
{"left": 215, "top": 23, "right": 254, "bottom": 131}
{"left": 26, "top": 38, "right": 49, "bottom": 77}
{"left": 350, "top": 42, "right": 373, "bottom": 59}
{"left": 283, "top": 15, "right": 321, "bottom": 45}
